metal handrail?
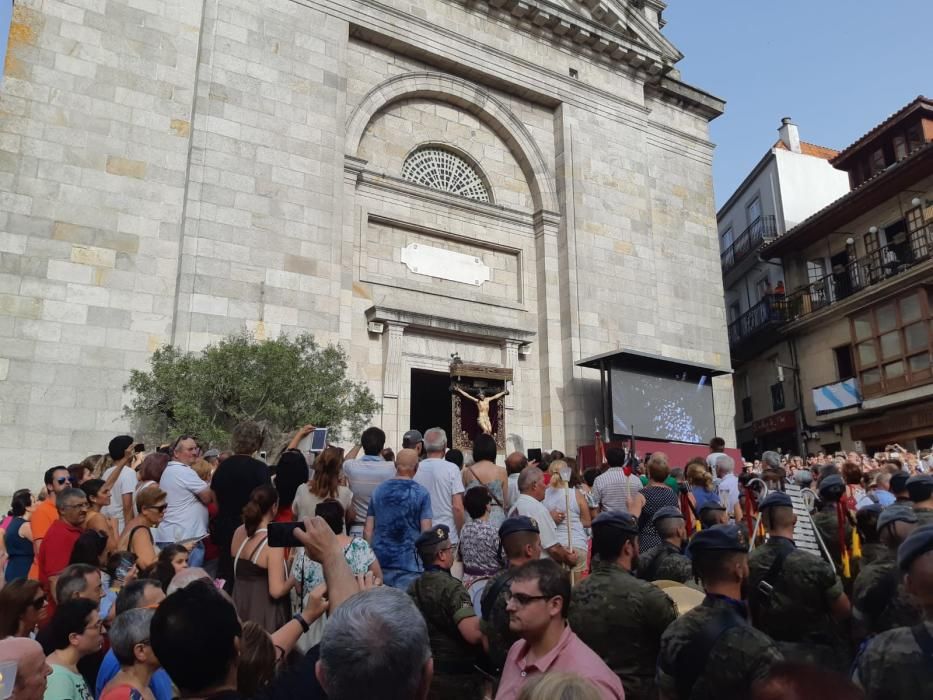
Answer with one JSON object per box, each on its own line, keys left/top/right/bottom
{"left": 721, "top": 215, "right": 778, "bottom": 272}
{"left": 783, "top": 231, "right": 932, "bottom": 320}
{"left": 728, "top": 294, "right": 789, "bottom": 347}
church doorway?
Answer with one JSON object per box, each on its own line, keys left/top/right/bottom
{"left": 409, "top": 369, "right": 453, "bottom": 446}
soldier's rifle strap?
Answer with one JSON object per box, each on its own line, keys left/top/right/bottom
{"left": 481, "top": 570, "right": 515, "bottom": 623}
{"left": 644, "top": 546, "right": 671, "bottom": 582}
{"left": 911, "top": 623, "right": 933, "bottom": 661}
{"left": 670, "top": 606, "right": 744, "bottom": 700}
{"left": 749, "top": 542, "right": 792, "bottom": 624}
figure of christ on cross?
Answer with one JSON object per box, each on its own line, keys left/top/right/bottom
{"left": 452, "top": 385, "right": 509, "bottom": 436}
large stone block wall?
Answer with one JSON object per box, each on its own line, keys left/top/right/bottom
{"left": 0, "top": 0, "right": 204, "bottom": 492}
{"left": 172, "top": 0, "right": 349, "bottom": 352}
{"left": 0, "top": 0, "right": 732, "bottom": 490}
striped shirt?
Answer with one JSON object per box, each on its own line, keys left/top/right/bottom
{"left": 592, "top": 467, "right": 643, "bottom": 512}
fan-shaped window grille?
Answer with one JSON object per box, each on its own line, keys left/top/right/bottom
{"left": 401, "top": 148, "right": 490, "bottom": 203}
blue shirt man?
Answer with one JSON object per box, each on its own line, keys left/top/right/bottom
{"left": 364, "top": 448, "right": 432, "bottom": 590}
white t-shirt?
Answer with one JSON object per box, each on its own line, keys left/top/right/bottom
{"left": 507, "top": 474, "right": 520, "bottom": 509}
{"left": 413, "top": 458, "right": 465, "bottom": 544}
{"left": 718, "top": 473, "right": 740, "bottom": 516}
{"left": 509, "top": 494, "right": 558, "bottom": 552}
{"left": 155, "top": 461, "right": 209, "bottom": 542}
{"left": 707, "top": 452, "right": 727, "bottom": 471}
{"left": 101, "top": 463, "right": 139, "bottom": 534}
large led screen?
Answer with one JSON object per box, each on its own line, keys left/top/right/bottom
{"left": 610, "top": 367, "right": 715, "bottom": 444}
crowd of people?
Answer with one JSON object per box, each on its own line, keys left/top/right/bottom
{"left": 0, "top": 424, "right": 931, "bottom": 700}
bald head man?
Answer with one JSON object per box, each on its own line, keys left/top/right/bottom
{"left": 0, "top": 637, "right": 51, "bottom": 700}
{"left": 505, "top": 451, "right": 528, "bottom": 475}
{"left": 395, "top": 448, "right": 420, "bottom": 475}
{"left": 364, "top": 447, "right": 433, "bottom": 590}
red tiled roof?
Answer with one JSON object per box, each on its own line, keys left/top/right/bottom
{"left": 772, "top": 139, "right": 839, "bottom": 160}
{"left": 830, "top": 96, "right": 933, "bottom": 168}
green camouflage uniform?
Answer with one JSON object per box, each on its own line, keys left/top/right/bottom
{"left": 913, "top": 506, "right": 933, "bottom": 526}
{"left": 855, "top": 620, "right": 933, "bottom": 700}
{"left": 409, "top": 569, "right": 482, "bottom": 700}
{"left": 569, "top": 560, "right": 677, "bottom": 700}
{"left": 813, "top": 507, "right": 853, "bottom": 574}
{"left": 478, "top": 568, "right": 517, "bottom": 678}
{"left": 859, "top": 541, "right": 888, "bottom": 567}
{"left": 852, "top": 551, "right": 920, "bottom": 635}
{"left": 657, "top": 595, "right": 783, "bottom": 700}
{"left": 636, "top": 542, "right": 694, "bottom": 585}
{"left": 748, "top": 536, "right": 849, "bottom": 671}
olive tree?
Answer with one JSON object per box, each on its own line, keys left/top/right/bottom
{"left": 124, "top": 332, "right": 380, "bottom": 449}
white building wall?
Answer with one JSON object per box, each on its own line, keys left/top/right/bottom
{"left": 773, "top": 149, "right": 850, "bottom": 230}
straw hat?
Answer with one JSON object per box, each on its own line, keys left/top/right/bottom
{"left": 652, "top": 580, "right": 705, "bottom": 615}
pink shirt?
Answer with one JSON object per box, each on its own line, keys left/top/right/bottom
{"left": 495, "top": 624, "right": 625, "bottom": 700}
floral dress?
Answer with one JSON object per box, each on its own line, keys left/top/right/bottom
{"left": 459, "top": 519, "right": 503, "bottom": 614}
{"left": 290, "top": 537, "right": 376, "bottom": 651}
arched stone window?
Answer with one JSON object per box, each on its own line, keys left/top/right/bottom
{"left": 401, "top": 147, "right": 491, "bottom": 203}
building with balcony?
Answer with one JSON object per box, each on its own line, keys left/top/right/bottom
{"left": 762, "top": 96, "right": 933, "bottom": 455}
{"left": 718, "top": 119, "right": 849, "bottom": 456}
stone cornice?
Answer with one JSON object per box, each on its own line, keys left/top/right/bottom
{"left": 366, "top": 304, "right": 537, "bottom": 342}
{"left": 458, "top": 0, "right": 669, "bottom": 75}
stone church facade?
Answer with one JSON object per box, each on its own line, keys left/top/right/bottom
{"left": 0, "top": 0, "right": 732, "bottom": 489}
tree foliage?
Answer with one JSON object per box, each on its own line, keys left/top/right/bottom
{"left": 124, "top": 332, "right": 381, "bottom": 448}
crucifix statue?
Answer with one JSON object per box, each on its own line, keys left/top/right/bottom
{"left": 452, "top": 385, "right": 509, "bottom": 435}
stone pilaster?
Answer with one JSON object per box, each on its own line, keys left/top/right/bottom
{"left": 383, "top": 321, "right": 407, "bottom": 399}
{"left": 501, "top": 339, "right": 520, "bottom": 410}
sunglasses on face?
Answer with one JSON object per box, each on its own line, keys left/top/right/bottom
{"left": 507, "top": 592, "right": 552, "bottom": 606}
{"left": 55, "top": 477, "right": 70, "bottom": 485}
{"left": 145, "top": 504, "right": 168, "bottom": 513}
{"left": 31, "top": 595, "right": 47, "bottom": 609}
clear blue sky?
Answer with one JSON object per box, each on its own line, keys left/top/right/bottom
{"left": 664, "top": 0, "right": 932, "bottom": 208}
{"left": 0, "top": 3, "right": 10, "bottom": 70}
{"left": 1, "top": 1, "right": 929, "bottom": 209}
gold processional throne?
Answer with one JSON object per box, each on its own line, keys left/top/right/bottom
{"left": 449, "top": 360, "right": 512, "bottom": 453}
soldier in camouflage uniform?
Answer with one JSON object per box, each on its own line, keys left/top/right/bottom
{"left": 812, "top": 474, "right": 853, "bottom": 575}
{"left": 408, "top": 524, "right": 484, "bottom": 700}
{"left": 748, "top": 491, "right": 851, "bottom": 672}
{"left": 853, "top": 504, "right": 920, "bottom": 638}
{"left": 479, "top": 516, "right": 541, "bottom": 678}
{"left": 907, "top": 474, "right": 933, "bottom": 525}
{"left": 637, "top": 506, "right": 694, "bottom": 586}
{"left": 697, "top": 500, "right": 728, "bottom": 530}
{"left": 855, "top": 525, "right": 933, "bottom": 699}
{"left": 657, "top": 524, "right": 783, "bottom": 700}
{"left": 570, "top": 511, "right": 677, "bottom": 700}
{"left": 855, "top": 503, "right": 887, "bottom": 567}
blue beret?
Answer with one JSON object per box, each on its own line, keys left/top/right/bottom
{"left": 415, "top": 524, "right": 450, "bottom": 550}
{"left": 906, "top": 474, "right": 933, "bottom": 499}
{"left": 592, "top": 510, "right": 639, "bottom": 535}
{"left": 877, "top": 504, "right": 919, "bottom": 530}
{"left": 818, "top": 474, "right": 844, "bottom": 492}
{"left": 688, "top": 524, "right": 748, "bottom": 555}
{"left": 759, "top": 492, "right": 793, "bottom": 510}
{"left": 498, "top": 516, "right": 539, "bottom": 539}
{"left": 897, "top": 523, "right": 933, "bottom": 572}
{"left": 698, "top": 500, "right": 726, "bottom": 513}
{"left": 652, "top": 506, "right": 686, "bottom": 524}
{"left": 890, "top": 472, "right": 911, "bottom": 492}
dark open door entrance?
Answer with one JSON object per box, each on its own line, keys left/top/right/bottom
{"left": 409, "top": 369, "right": 453, "bottom": 445}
